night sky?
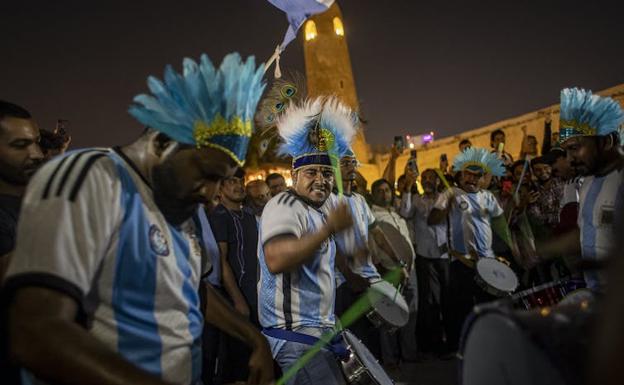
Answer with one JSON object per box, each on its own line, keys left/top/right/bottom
{"left": 2, "top": 0, "right": 623, "bottom": 149}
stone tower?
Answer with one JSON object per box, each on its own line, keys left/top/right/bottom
{"left": 303, "top": 3, "right": 370, "bottom": 162}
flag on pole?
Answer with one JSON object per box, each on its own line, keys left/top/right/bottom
{"left": 268, "top": 0, "right": 335, "bottom": 49}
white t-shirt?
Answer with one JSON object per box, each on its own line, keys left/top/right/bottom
{"left": 400, "top": 192, "right": 449, "bottom": 259}
{"left": 5, "top": 148, "right": 211, "bottom": 385}
{"left": 434, "top": 187, "right": 503, "bottom": 259}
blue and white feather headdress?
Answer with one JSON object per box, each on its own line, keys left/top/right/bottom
{"left": 129, "top": 53, "right": 266, "bottom": 166}
{"left": 276, "top": 96, "right": 357, "bottom": 170}
{"left": 559, "top": 87, "right": 624, "bottom": 143}
{"left": 453, "top": 147, "right": 506, "bottom": 177}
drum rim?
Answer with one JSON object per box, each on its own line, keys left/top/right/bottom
{"left": 341, "top": 330, "right": 394, "bottom": 385}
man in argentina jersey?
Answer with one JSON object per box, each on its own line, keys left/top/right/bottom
{"left": 258, "top": 166, "right": 353, "bottom": 385}
{"left": 4, "top": 53, "right": 273, "bottom": 385}
{"left": 326, "top": 151, "right": 402, "bottom": 360}
{"left": 559, "top": 133, "right": 623, "bottom": 292}
{"left": 255, "top": 88, "right": 358, "bottom": 385}
{"left": 542, "top": 87, "right": 624, "bottom": 293}
{"left": 428, "top": 149, "right": 508, "bottom": 352}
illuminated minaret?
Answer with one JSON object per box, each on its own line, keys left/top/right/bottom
{"left": 303, "top": 3, "right": 369, "bottom": 161}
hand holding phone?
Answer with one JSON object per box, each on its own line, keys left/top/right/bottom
{"left": 407, "top": 149, "right": 419, "bottom": 176}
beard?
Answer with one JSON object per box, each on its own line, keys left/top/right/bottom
{"left": 0, "top": 159, "right": 41, "bottom": 186}
{"left": 152, "top": 162, "right": 198, "bottom": 226}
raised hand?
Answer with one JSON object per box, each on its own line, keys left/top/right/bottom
{"left": 327, "top": 202, "right": 354, "bottom": 234}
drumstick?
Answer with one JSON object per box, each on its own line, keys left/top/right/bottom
{"left": 393, "top": 283, "right": 402, "bottom": 302}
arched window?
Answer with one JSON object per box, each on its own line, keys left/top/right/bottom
{"left": 305, "top": 20, "right": 317, "bottom": 41}
{"left": 333, "top": 17, "right": 344, "bottom": 36}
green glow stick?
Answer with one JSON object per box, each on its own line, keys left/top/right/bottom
{"left": 433, "top": 168, "right": 451, "bottom": 190}
{"left": 330, "top": 153, "right": 344, "bottom": 197}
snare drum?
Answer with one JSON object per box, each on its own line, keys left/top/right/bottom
{"left": 339, "top": 330, "right": 394, "bottom": 385}
{"left": 474, "top": 258, "right": 519, "bottom": 297}
{"left": 511, "top": 279, "right": 587, "bottom": 310}
{"left": 366, "top": 279, "right": 409, "bottom": 332}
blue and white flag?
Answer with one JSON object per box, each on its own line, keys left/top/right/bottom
{"left": 268, "top": 0, "right": 334, "bottom": 49}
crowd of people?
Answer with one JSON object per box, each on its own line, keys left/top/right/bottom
{"left": 0, "top": 51, "right": 623, "bottom": 385}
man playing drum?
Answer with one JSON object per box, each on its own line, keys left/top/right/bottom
{"left": 257, "top": 94, "right": 356, "bottom": 385}
{"left": 329, "top": 150, "right": 403, "bottom": 360}
{"left": 369, "top": 178, "right": 418, "bottom": 364}
{"left": 540, "top": 87, "right": 624, "bottom": 293}
{"left": 428, "top": 148, "right": 514, "bottom": 352}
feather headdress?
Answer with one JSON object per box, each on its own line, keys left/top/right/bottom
{"left": 275, "top": 96, "right": 357, "bottom": 170}
{"left": 128, "top": 53, "right": 266, "bottom": 166}
{"left": 453, "top": 147, "right": 506, "bottom": 177}
{"left": 559, "top": 87, "right": 624, "bottom": 143}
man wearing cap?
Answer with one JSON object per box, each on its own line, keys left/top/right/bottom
{"left": 4, "top": 53, "right": 273, "bottom": 385}
{"left": 541, "top": 88, "right": 624, "bottom": 292}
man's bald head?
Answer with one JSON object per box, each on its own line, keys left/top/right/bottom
{"left": 245, "top": 180, "right": 271, "bottom": 214}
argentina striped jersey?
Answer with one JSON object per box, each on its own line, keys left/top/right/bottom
{"left": 5, "top": 148, "right": 211, "bottom": 385}
{"left": 257, "top": 190, "right": 336, "bottom": 335}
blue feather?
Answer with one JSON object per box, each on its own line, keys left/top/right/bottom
{"left": 453, "top": 147, "right": 505, "bottom": 177}
{"left": 560, "top": 87, "right": 624, "bottom": 140}
{"left": 128, "top": 52, "right": 266, "bottom": 165}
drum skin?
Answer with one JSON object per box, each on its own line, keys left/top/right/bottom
{"left": 366, "top": 279, "right": 409, "bottom": 329}
{"left": 460, "top": 303, "right": 594, "bottom": 385}
{"left": 475, "top": 258, "right": 518, "bottom": 297}
{"left": 373, "top": 221, "right": 415, "bottom": 270}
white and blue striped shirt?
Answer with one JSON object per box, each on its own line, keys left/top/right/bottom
{"left": 6, "top": 148, "right": 211, "bottom": 385}
{"left": 434, "top": 187, "right": 503, "bottom": 259}
{"left": 578, "top": 168, "right": 624, "bottom": 291}
{"left": 258, "top": 191, "right": 337, "bottom": 339}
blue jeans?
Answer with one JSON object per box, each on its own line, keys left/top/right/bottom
{"left": 274, "top": 340, "right": 346, "bottom": 385}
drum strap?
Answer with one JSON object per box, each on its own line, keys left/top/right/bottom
{"left": 262, "top": 328, "right": 349, "bottom": 359}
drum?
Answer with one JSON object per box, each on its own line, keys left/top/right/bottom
{"left": 511, "top": 279, "right": 586, "bottom": 310}
{"left": 559, "top": 288, "right": 595, "bottom": 306}
{"left": 372, "top": 221, "right": 415, "bottom": 271}
{"left": 474, "top": 258, "right": 519, "bottom": 297}
{"left": 460, "top": 302, "right": 595, "bottom": 385}
{"left": 366, "top": 279, "right": 409, "bottom": 332}
{"left": 339, "top": 330, "right": 394, "bottom": 385}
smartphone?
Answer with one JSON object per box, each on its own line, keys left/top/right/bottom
{"left": 440, "top": 153, "right": 447, "bottom": 163}
{"left": 394, "top": 135, "right": 405, "bottom": 152}
{"left": 407, "top": 150, "right": 419, "bottom": 175}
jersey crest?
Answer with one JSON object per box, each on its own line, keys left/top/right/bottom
{"left": 149, "top": 224, "right": 170, "bottom": 256}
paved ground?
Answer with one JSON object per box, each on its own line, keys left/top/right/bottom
{"left": 385, "top": 359, "right": 459, "bottom": 385}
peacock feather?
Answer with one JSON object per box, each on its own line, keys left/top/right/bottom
{"left": 255, "top": 72, "right": 306, "bottom": 133}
